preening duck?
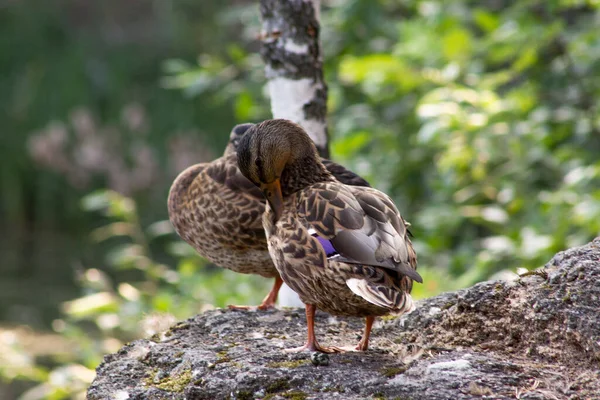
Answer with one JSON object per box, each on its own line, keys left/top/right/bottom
{"left": 236, "top": 119, "right": 422, "bottom": 352}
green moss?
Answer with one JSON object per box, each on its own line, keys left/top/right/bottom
{"left": 144, "top": 367, "right": 192, "bottom": 393}
{"left": 381, "top": 366, "right": 408, "bottom": 377}
{"left": 266, "top": 379, "right": 291, "bottom": 393}
{"left": 380, "top": 315, "right": 398, "bottom": 322}
{"left": 149, "top": 333, "right": 161, "bottom": 342}
{"left": 520, "top": 270, "right": 548, "bottom": 280}
{"left": 282, "top": 391, "right": 308, "bottom": 400}
{"left": 164, "top": 322, "right": 190, "bottom": 338}
{"left": 264, "top": 389, "right": 307, "bottom": 400}
{"left": 322, "top": 385, "right": 345, "bottom": 393}
{"left": 172, "top": 322, "right": 190, "bottom": 330}
{"left": 235, "top": 390, "right": 254, "bottom": 400}
{"left": 215, "top": 350, "right": 231, "bottom": 364}
{"left": 266, "top": 359, "right": 309, "bottom": 369}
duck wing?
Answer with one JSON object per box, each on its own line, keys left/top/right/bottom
{"left": 207, "top": 155, "right": 264, "bottom": 201}
{"left": 205, "top": 155, "right": 265, "bottom": 237}
{"left": 297, "top": 183, "right": 421, "bottom": 284}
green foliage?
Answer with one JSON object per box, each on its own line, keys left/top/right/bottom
{"left": 0, "top": 0, "right": 238, "bottom": 228}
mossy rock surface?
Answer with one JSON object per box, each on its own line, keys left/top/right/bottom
{"left": 87, "top": 239, "right": 600, "bottom": 399}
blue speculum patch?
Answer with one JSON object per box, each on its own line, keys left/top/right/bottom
{"left": 314, "top": 234, "right": 338, "bottom": 257}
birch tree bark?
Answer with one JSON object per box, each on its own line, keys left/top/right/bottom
{"left": 258, "top": 0, "right": 329, "bottom": 307}
{"left": 259, "top": 0, "right": 329, "bottom": 158}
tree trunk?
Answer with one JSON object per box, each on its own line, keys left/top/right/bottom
{"left": 259, "top": 0, "right": 329, "bottom": 158}
{"left": 259, "top": 0, "right": 328, "bottom": 308}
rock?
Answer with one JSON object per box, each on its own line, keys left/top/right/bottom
{"left": 87, "top": 238, "right": 600, "bottom": 399}
{"left": 310, "top": 352, "right": 329, "bottom": 367}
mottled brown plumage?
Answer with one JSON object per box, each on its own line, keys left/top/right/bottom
{"left": 236, "top": 119, "right": 421, "bottom": 352}
{"left": 168, "top": 123, "right": 370, "bottom": 310}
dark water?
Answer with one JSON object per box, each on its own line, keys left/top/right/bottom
{"left": 0, "top": 224, "right": 83, "bottom": 330}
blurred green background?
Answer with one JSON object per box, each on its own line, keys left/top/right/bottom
{"left": 1, "top": 0, "right": 599, "bottom": 398}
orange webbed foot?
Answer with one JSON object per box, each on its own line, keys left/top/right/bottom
{"left": 284, "top": 341, "right": 343, "bottom": 354}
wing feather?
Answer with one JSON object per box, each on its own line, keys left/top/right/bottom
{"left": 205, "top": 155, "right": 264, "bottom": 201}
{"left": 204, "top": 155, "right": 265, "bottom": 236}
{"left": 346, "top": 278, "right": 415, "bottom": 315}
{"left": 298, "top": 183, "right": 422, "bottom": 283}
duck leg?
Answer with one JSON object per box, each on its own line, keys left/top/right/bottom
{"left": 355, "top": 315, "right": 375, "bottom": 351}
{"left": 257, "top": 276, "right": 283, "bottom": 310}
{"left": 285, "top": 304, "right": 341, "bottom": 354}
{"left": 228, "top": 276, "right": 283, "bottom": 311}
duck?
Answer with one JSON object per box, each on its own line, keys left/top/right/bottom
{"left": 168, "top": 123, "right": 370, "bottom": 310}
{"left": 236, "top": 119, "right": 422, "bottom": 352}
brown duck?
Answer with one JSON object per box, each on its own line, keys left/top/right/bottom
{"left": 236, "top": 119, "right": 422, "bottom": 352}
{"left": 168, "top": 123, "right": 369, "bottom": 310}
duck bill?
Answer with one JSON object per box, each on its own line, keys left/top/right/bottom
{"left": 261, "top": 179, "right": 283, "bottom": 220}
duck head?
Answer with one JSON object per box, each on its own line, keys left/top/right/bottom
{"left": 224, "top": 123, "right": 254, "bottom": 155}
{"left": 236, "top": 119, "right": 323, "bottom": 220}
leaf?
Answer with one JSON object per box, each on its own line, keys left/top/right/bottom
{"left": 442, "top": 28, "right": 472, "bottom": 61}
{"left": 234, "top": 91, "right": 254, "bottom": 121}
{"left": 106, "top": 195, "right": 136, "bottom": 221}
{"left": 81, "top": 190, "right": 136, "bottom": 221}
{"left": 162, "top": 58, "right": 192, "bottom": 74}
{"left": 146, "top": 220, "right": 175, "bottom": 238}
{"left": 339, "top": 54, "right": 420, "bottom": 92}
{"left": 81, "top": 191, "right": 111, "bottom": 212}
{"left": 106, "top": 244, "right": 146, "bottom": 270}
{"left": 152, "top": 291, "right": 174, "bottom": 312}
{"left": 474, "top": 9, "right": 500, "bottom": 33}
{"left": 61, "top": 293, "right": 119, "bottom": 319}
{"left": 227, "top": 44, "right": 247, "bottom": 63}
{"left": 91, "top": 222, "right": 134, "bottom": 242}
{"left": 178, "top": 258, "right": 201, "bottom": 277}
{"left": 331, "top": 130, "right": 371, "bottom": 157}
{"left": 512, "top": 47, "right": 538, "bottom": 72}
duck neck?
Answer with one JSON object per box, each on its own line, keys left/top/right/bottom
{"left": 281, "top": 157, "right": 334, "bottom": 197}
